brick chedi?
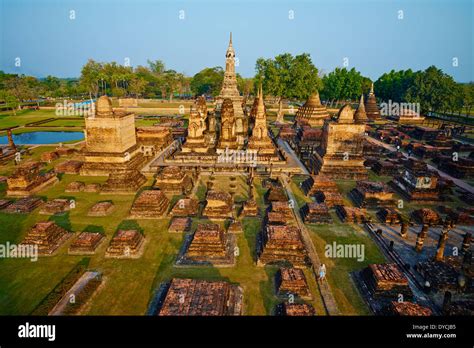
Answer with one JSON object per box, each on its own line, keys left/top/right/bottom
{"left": 154, "top": 166, "right": 193, "bottom": 195}
{"left": 105, "top": 230, "right": 144, "bottom": 258}
{"left": 168, "top": 217, "right": 191, "bottom": 233}
{"left": 158, "top": 278, "right": 243, "bottom": 316}
{"left": 354, "top": 94, "right": 368, "bottom": 124}
{"left": 295, "top": 91, "right": 330, "bottom": 127}
{"left": 7, "top": 161, "right": 58, "bottom": 197}
{"left": 203, "top": 190, "right": 234, "bottom": 219}
{"left": 241, "top": 197, "right": 259, "bottom": 217}
{"left": 217, "top": 98, "right": 239, "bottom": 150}
{"left": 349, "top": 181, "right": 397, "bottom": 208}
{"left": 80, "top": 95, "right": 146, "bottom": 193}
{"left": 411, "top": 208, "right": 442, "bottom": 225}
{"left": 65, "top": 181, "right": 85, "bottom": 192}
{"left": 365, "top": 83, "right": 381, "bottom": 120}
{"left": 247, "top": 86, "right": 280, "bottom": 161}
{"left": 216, "top": 33, "right": 246, "bottom": 148}
{"left": 20, "top": 221, "right": 71, "bottom": 255}
{"left": 180, "top": 223, "right": 234, "bottom": 266}
{"left": 180, "top": 98, "right": 210, "bottom": 154}
{"left": 136, "top": 126, "right": 173, "bottom": 156}
{"left": 129, "top": 190, "right": 170, "bottom": 218}
{"left": 68, "top": 232, "right": 104, "bottom": 254}
{"left": 300, "top": 202, "right": 332, "bottom": 223}
{"left": 389, "top": 301, "right": 432, "bottom": 316}
{"left": 170, "top": 198, "right": 199, "bottom": 217}
{"left": 258, "top": 225, "right": 309, "bottom": 268}
{"left": 277, "top": 267, "right": 311, "bottom": 298}
{"left": 336, "top": 205, "right": 368, "bottom": 223}
{"left": 309, "top": 104, "right": 368, "bottom": 180}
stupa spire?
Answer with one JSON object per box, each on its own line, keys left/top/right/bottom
{"left": 370, "top": 82, "right": 374, "bottom": 95}
{"left": 256, "top": 84, "right": 265, "bottom": 119}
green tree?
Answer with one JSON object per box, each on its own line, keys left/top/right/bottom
{"left": 321, "top": 67, "right": 367, "bottom": 102}
{"left": 190, "top": 67, "right": 224, "bottom": 96}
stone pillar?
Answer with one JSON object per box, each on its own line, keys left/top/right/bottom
{"left": 462, "top": 232, "right": 471, "bottom": 253}
{"left": 415, "top": 224, "right": 429, "bottom": 253}
{"left": 400, "top": 222, "right": 408, "bottom": 238}
{"left": 7, "top": 129, "right": 16, "bottom": 152}
{"left": 435, "top": 228, "right": 449, "bottom": 261}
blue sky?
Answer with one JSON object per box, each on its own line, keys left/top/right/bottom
{"left": 0, "top": 0, "right": 472, "bottom": 82}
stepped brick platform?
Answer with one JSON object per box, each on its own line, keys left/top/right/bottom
{"left": 362, "top": 263, "right": 412, "bottom": 299}
{"left": 277, "top": 302, "right": 315, "bottom": 316}
{"left": 417, "top": 256, "right": 473, "bottom": 292}
{"left": 241, "top": 198, "right": 259, "bottom": 217}
{"left": 7, "top": 162, "right": 58, "bottom": 197}
{"left": 55, "top": 160, "right": 83, "bottom": 174}
{"left": 105, "top": 229, "right": 144, "bottom": 258}
{"left": 295, "top": 91, "right": 330, "bottom": 127}
{"left": 84, "top": 183, "right": 101, "bottom": 193}
{"left": 65, "top": 181, "right": 85, "bottom": 192}
{"left": 170, "top": 198, "right": 199, "bottom": 217}
{"left": 101, "top": 170, "right": 146, "bottom": 194}
{"left": 388, "top": 301, "right": 432, "bottom": 316}
{"left": 390, "top": 169, "right": 441, "bottom": 203}
{"left": 350, "top": 181, "right": 397, "bottom": 208}
{"left": 39, "top": 199, "right": 71, "bottom": 215}
{"left": 203, "top": 191, "right": 234, "bottom": 219}
{"left": 377, "top": 208, "right": 402, "bottom": 224}
{"left": 3, "top": 197, "right": 43, "bottom": 214}
{"left": 336, "top": 205, "right": 368, "bottom": 223}
{"left": 41, "top": 151, "right": 59, "bottom": 163}
{"left": 168, "top": 217, "right": 191, "bottom": 233}
{"left": 136, "top": 126, "right": 173, "bottom": 156}
{"left": 266, "top": 212, "right": 287, "bottom": 226}
{"left": 265, "top": 186, "right": 287, "bottom": 203}
{"left": 177, "top": 223, "right": 235, "bottom": 266}
{"left": 258, "top": 225, "right": 309, "bottom": 268}
{"left": 20, "top": 221, "right": 72, "bottom": 255}
{"left": 276, "top": 267, "right": 311, "bottom": 299}
{"left": 154, "top": 166, "right": 193, "bottom": 195}
{"left": 301, "top": 175, "right": 343, "bottom": 207}
{"left": 55, "top": 147, "right": 76, "bottom": 157}
{"left": 372, "top": 160, "right": 401, "bottom": 176}
{"left": 88, "top": 201, "right": 115, "bottom": 216}
{"left": 68, "top": 232, "right": 104, "bottom": 254}
{"left": 300, "top": 202, "right": 332, "bottom": 224}
{"left": 157, "top": 278, "right": 243, "bottom": 316}
{"left": 270, "top": 201, "right": 293, "bottom": 219}
{"left": 129, "top": 190, "right": 170, "bottom": 219}
{"left": 411, "top": 208, "right": 442, "bottom": 225}
{"left": 0, "top": 199, "right": 12, "bottom": 210}
{"left": 227, "top": 220, "right": 243, "bottom": 234}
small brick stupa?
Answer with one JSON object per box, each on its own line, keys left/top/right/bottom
{"left": 365, "top": 83, "right": 381, "bottom": 120}
{"left": 295, "top": 91, "right": 330, "bottom": 127}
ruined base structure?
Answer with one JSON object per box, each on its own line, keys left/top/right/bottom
{"left": 258, "top": 225, "right": 309, "bottom": 268}
{"left": 178, "top": 223, "right": 235, "bottom": 266}
{"left": 68, "top": 232, "right": 105, "bottom": 254}
{"left": 6, "top": 162, "right": 58, "bottom": 197}
{"left": 20, "top": 221, "right": 72, "bottom": 255}
{"left": 388, "top": 301, "right": 432, "bottom": 316}
{"left": 153, "top": 166, "right": 194, "bottom": 195}
{"left": 105, "top": 229, "right": 145, "bottom": 258}
{"left": 362, "top": 263, "right": 413, "bottom": 299}
{"left": 157, "top": 278, "right": 243, "bottom": 316}
{"left": 129, "top": 190, "right": 170, "bottom": 218}
{"left": 300, "top": 202, "right": 332, "bottom": 224}
{"left": 276, "top": 302, "right": 315, "bottom": 316}
{"left": 202, "top": 190, "right": 234, "bottom": 219}
{"left": 276, "top": 267, "right": 311, "bottom": 299}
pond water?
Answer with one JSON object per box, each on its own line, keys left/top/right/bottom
{"left": 0, "top": 131, "right": 84, "bottom": 145}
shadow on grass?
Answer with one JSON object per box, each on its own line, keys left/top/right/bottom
{"left": 259, "top": 265, "right": 279, "bottom": 315}
{"left": 82, "top": 225, "right": 105, "bottom": 234}
{"left": 48, "top": 212, "right": 72, "bottom": 231}
{"left": 116, "top": 219, "right": 143, "bottom": 235}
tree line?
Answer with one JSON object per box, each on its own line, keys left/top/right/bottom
{"left": 1, "top": 55, "right": 472, "bottom": 117}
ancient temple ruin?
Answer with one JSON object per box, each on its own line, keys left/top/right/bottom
{"left": 295, "top": 91, "right": 330, "bottom": 127}
{"left": 309, "top": 104, "right": 368, "bottom": 180}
